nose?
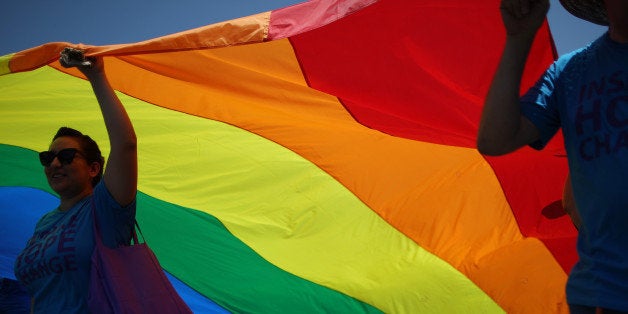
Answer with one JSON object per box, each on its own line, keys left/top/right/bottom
{"left": 48, "top": 156, "right": 63, "bottom": 167}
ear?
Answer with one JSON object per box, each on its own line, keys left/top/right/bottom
{"left": 88, "top": 161, "right": 102, "bottom": 178}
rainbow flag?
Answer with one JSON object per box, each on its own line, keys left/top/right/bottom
{"left": 0, "top": 0, "right": 574, "bottom": 312}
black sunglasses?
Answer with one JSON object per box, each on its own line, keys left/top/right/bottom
{"left": 39, "top": 148, "right": 84, "bottom": 167}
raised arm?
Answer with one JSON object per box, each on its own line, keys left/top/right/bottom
{"left": 60, "top": 48, "right": 137, "bottom": 206}
{"left": 476, "top": 0, "right": 549, "bottom": 156}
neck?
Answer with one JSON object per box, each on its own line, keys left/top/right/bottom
{"left": 58, "top": 189, "right": 93, "bottom": 211}
{"left": 609, "top": 26, "right": 628, "bottom": 43}
{"left": 605, "top": 0, "right": 628, "bottom": 43}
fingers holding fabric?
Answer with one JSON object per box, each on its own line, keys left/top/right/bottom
{"left": 500, "top": 0, "right": 550, "bottom": 38}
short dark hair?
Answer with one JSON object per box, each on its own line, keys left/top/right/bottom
{"left": 53, "top": 127, "right": 105, "bottom": 187}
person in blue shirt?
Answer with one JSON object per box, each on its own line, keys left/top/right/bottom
{"left": 13, "top": 48, "right": 137, "bottom": 313}
{"left": 478, "top": 0, "right": 628, "bottom": 312}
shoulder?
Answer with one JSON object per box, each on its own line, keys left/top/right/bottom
{"left": 91, "top": 181, "right": 136, "bottom": 246}
{"left": 551, "top": 48, "right": 586, "bottom": 77}
{"left": 91, "top": 181, "right": 135, "bottom": 227}
{"left": 554, "top": 33, "right": 607, "bottom": 72}
{"left": 94, "top": 180, "right": 135, "bottom": 209}
{"left": 541, "top": 38, "right": 603, "bottom": 91}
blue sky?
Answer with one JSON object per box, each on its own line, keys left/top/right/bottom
{"left": 0, "top": 0, "right": 607, "bottom": 57}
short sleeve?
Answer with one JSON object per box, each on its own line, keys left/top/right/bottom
{"left": 520, "top": 62, "right": 562, "bottom": 150}
{"left": 92, "top": 181, "right": 136, "bottom": 247}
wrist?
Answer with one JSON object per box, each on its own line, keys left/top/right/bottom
{"left": 504, "top": 33, "right": 536, "bottom": 55}
{"left": 505, "top": 31, "right": 537, "bottom": 44}
{"left": 85, "top": 71, "right": 107, "bottom": 85}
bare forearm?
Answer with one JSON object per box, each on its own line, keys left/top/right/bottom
{"left": 88, "top": 73, "right": 137, "bottom": 152}
{"left": 478, "top": 36, "right": 531, "bottom": 150}
{"left": 477, "top": 36, "right": 537, "bottom": 155}
{"left": 88, "top": 71, "right": 138, "bottom": 205}
{"left": 477, "top": 0, "right": 548, "bottom": 155}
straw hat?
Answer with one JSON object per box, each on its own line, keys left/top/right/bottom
{"left": 559, "top": 0, "right": 608, "bottom": 25}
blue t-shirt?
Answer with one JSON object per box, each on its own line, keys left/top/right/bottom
{"left": 521, "top": 32, "right": 628, "bottom": 311}
{"left": 13, "top": 182, "right": 136, "bottom": 313}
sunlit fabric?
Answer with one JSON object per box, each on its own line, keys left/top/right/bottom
{"left": 0, "top": 0, "right": 573, "bottom": 312}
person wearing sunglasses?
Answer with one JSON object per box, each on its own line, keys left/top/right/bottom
{"left": 13, "top": 48, "right": 137, "bottom": 313}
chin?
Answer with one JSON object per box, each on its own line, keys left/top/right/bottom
{"left": 49, "top": 181, "right": 71, "bottom": 197}
{"left": 50, "top": 186, "right": 67, "bottom": 197}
